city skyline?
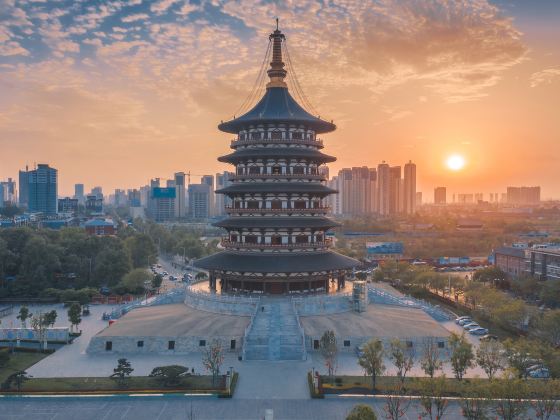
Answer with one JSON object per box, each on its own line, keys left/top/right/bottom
{"left": 1, "top": 1, "right": 560, "bottom": 198}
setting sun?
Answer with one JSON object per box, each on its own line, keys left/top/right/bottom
{"left": 446, "top": 154, "right": 466, "bottom": 171}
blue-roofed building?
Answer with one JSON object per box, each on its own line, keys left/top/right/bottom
{"left": 85, "top": 219, "right": 116, "bottom": 236}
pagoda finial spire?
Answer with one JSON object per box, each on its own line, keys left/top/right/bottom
{"left": 267, "top": 20, "right": 287, "bottom": 88}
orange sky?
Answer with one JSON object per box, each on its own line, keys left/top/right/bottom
{"left": 1, "top": 0, "right": 559, "bottom": 200}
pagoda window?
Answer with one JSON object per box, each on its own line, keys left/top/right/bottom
{"left": 245, "top": 235, "right": 257, "bottom": 244}
{"left": 251, "top": 132, "right": 261, "bottom": 140}
{"left": 291, "top": 132, "right": 302, "bottom": 140}
{"left": 292, "top": 166, "right": 304, "bottom": 175}
{"left": 248, "top": 166, "right": 260, "bottom": 175}
{"left": 312, "top": 200, "right": 320, "bottom": 208}
{"left": 271, "top": 131, "right": 282, "bottom": 140}
{"left": 271, "top": 199, "right": 282, "bottom": 209}
{"left": 316, "top": 234, "right": 323, "bottom": 242}
{"left": 230, "top": 234, "right": 238, "bottom": 242}
{"left": 271, "top": 235, "right": 282, "bottom": 245}
{"left": 310, "top": 167, "right": 318, "bottom": 175}
{"left": 271, "top": 165, "right": 282, "bottom": 175}
{"left": 239, "top": 133, "right": 246, "bottom": 141}
{"left": 295, "top": 234, "right": 309, "bottom": 244}
{"left": 236, "top": 167, "right": 244, "bottom": 175}
{"left": 247, "top": 201, "right": 259, "bottom": 209}
{"left": 294, "top": 200, "right": 306, "bottom": 209}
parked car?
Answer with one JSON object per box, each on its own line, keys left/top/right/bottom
{"left": 527, "top": 364, "right": 545, "bottom": 372}
{"left": 463, "top": 322, "right": 479, "bottom": 330}
{"left": 162, "top": 271, "right": 168, "bottom": 276}
{"left": 480, "top": 334, "right": 498, "bottom": 342}
{"left": 169, "top": 276, "right": 176, "bottom": 281}
{"left": 458, "top": 318, "right": 474, "bottom": 326}
{"left": 529, "top": 368, "right": 550, "bottom": 379}
{"left": 455, "top": 316, "right": 471, "bottom": 325}
{"left": 469, "top": 328, "right": 489, "bottom": 335}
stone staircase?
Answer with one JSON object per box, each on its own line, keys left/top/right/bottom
{"left": 243, "top": 297, "right": 306, "bottom": 361}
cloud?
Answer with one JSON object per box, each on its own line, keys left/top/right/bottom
{"left": 530, "top": 67, "right": 560, "bottom": 88}
{"left": 150, "top": 0, "right": 181, "bottom": 15}
{"left": 121, "top": 13, "right": 149, "bottom": 23}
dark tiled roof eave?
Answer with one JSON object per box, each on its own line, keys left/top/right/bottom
{"left": 213, "top": 216, "right": 340, "bottom": 229}
{"left": 218, "top": 147, "right": 336, "bottom": 164}
{"left": 218, "top": 87, "right": 336, "bottom": 135}
{"left": 216, "top": 183, "right": 337, "bottom": 196}
{"left": 494, "top": 247, "right": 526, "bottom": 258}
{"left": 194, "top": 251, "right": 359, "bottom": 272}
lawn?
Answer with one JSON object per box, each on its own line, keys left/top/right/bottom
{"left": 0, "top": 352, "right": 49, "bottom": 384}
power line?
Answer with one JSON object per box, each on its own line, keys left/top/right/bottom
{"left": 284, "top": 40, "right": 320, "bottom": 117}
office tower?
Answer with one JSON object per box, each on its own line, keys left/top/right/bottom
{"left": 150, "top": 178, "right": 160, "bottom": 189}
{"left": 188, "top": 183, "right": 211, "bottom": 219}
{"left": 127, "top": 189, "right": 141, "bottom": 207}
{"left": 86, "top": 195, "right": 103, "bottom": 214}
{"left": 506, "top": 186, "right": 541, "bottom": 204}
{"left": 327, "top": 175, "right": 342, "bottom": 215}
{"left": 475, "top": 193, "right": 484, "bottom": 203}
{"left": 201, "top": 175, "right": 215, "bottom": 217}
{"left": 416, "top": 191, "right": 422, "bottom": 207}
{"left": 148, "top": 186, "right": 176, "bottom": 222}
{"left": 58, "top": 197, "right": 78, "bottom": 214}
{"left": 0, "top": 178, "right": 16, "bottom": 206}
{"left": 91, "top": 186, "right": 103, "bottom": 199}
{"left": 140, "top": 185, "right": 150, "bottom": 208}
{"left": 174, "top": 172, "right": 186, "bottom": 218}
{"left": 389, "top": 166, "right": 402, "bottom": 215}
{"left": 215, "top": 172, "right": 234, "bottom": 216}
{"left": 27, "top": 164, "right": 58, "bottom": 215}
{"left": 18, "top": 166, "right": 29, "bottom": 208}
{"left": 114, "top": 189, "right": 127, "bottom": 207}
{"left": 377, "top": 162, "right": 390, "bottom": 216}
{"left": 434, "top": 187, "right": 446, "bottom": 205}
{"left": 403, "top": 161, "right": 416, "bottom": 215}
{"left": 74, "top": 184, "right": 85, "bottom": 204}
{"left": 457, "top": 193, "right": 474, "bottom": 204}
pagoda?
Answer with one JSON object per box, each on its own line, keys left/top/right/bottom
{"left": 195, "top": 24, "right": 359, "bottom": 294}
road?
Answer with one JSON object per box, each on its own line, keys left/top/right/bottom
{"left": 0, "top": 395, "right": 522, "bottom": 420}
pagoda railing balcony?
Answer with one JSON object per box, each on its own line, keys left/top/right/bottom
{"left": 231, "top": 138, "right": 324, "bottom": 148}
{"left": 221, "top": 238, "right": 332, "bottom": 250}
{"left": 229, "top": 173, "right": 326, "bottom": 181}
{"left": 224, "top": 206, "right": 330, "bottom": 214}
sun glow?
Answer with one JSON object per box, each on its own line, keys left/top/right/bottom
{"left": 446, "top": 154, "right": 466, "bottom": 171}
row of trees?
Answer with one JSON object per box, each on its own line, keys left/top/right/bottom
{"left": 0, "top": 227, "right": 158, "bottom": 297}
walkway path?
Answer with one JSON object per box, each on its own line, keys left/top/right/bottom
{"left": 243, "top": 298, "right": 305, "bottom": 361}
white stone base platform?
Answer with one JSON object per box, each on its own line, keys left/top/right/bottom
{"left": 87, "top": 304, "right": 249, "bottom": 354}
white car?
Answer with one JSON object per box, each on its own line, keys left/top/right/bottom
{"left": 458, "top": 318, "right": 473, "bottom": 326}
{"left": 463, "top": 323, "right": 479, "bottom": 330}
{"left": 529, "top": 368, "right": 550, "bottom": 379}
{"left": 455, "top": 316, "right": 471, "bottom": 325}
{"left": 469, "top": 327, "right": 489, "bottom": 335}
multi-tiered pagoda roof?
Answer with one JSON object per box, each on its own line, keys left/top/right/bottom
{"left": 195, "top": 24, "right": 359, "bottom": 294}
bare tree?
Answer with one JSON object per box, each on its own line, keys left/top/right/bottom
{"left": 389, "top": 339, "right": 415, "bottom": 385}
{"left": 420, "top": 337, "right": 442, "bottom": 378}
{"left": 448, "top": 332, "right": 474, "bottom": 380}
{"left": 383, "top": 383, "right": 410, "bottom": 420}
{"left": 202, "top": 340, "right": 224, "bottom": 386}
{"left": 476, "top": 340, "right": 506, "bottom": 379}
{"left": 320, "top": 330, "right": 338, "bottom": 378}
{"left": 417, "top": 375, "right": 449, "bottom": 420}
{"left": 30, "top": 312, "right": 49, "bottom": 351}
{"left": 488, "top": 377, "right": 528, "bottom": 420}
{"left": 460, "top": 381, "right": 491, "bottom": 420}
{"left": 531, "top": 379, "right": 560, "bottom": 420}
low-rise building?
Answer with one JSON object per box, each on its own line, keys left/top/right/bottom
{"left": 525, "top": 247, "right": 560, "bottom": 281}
{"left": 85, "top": 219, "right": 116, "bottom": 236}
{"left": 494, "top": 247, "right": 526, "bottom": 278}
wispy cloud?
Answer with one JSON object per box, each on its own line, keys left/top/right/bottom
{"left": 530, "top": 67, "right": 560, "bottom": 88}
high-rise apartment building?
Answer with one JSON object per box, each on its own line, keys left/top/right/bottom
{"left": 0, "top": 178, "right": 16, "bottom": 207}
{"left": 91, "top": 186, "right": 103, "bottom": 199}
{"left": 415, "top": 191, "right": 422, "bottom": 207}
{"left": 434, "top": 187, "right": 446, "bottom": 205}
{"left": 174, "top": 172, "right": 186, "bottom": 218}
{"left": 188, "top": 183, "right": 211, "bottom": 219}
{"left": 201, "top": 175, "right": 215, "bottom": 217}
{"left": 18, "top": 166, "right": 29, "bottom": 208}
{"left": 507, "top": 186, "right": 541, "bottom": 204}
{"left": 74, "top": 184, "right": 85, "bottom": 204}
{"left": 377, "top": 162, "right": 391, "bottom": 216}
{"left": 389, "top": 166, "right": 402, "bottom": 215}
{"left": 28, "top": 164, "right": 58, "bottom": 215}
{"left": 403, "top": 161, "right": 416, "bottom": 215}
{"left": 148, "top": 187, "right": 176, "bottom": 222}
{"left": 335, "top": 167, "right": 376, "bottom": 216}
{"left": 215, "top": 172, "right": 234, "bottom": 216}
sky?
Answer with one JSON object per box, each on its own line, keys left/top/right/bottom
{"left": 0, "top": 0, "right": 559, "bottom": 200}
